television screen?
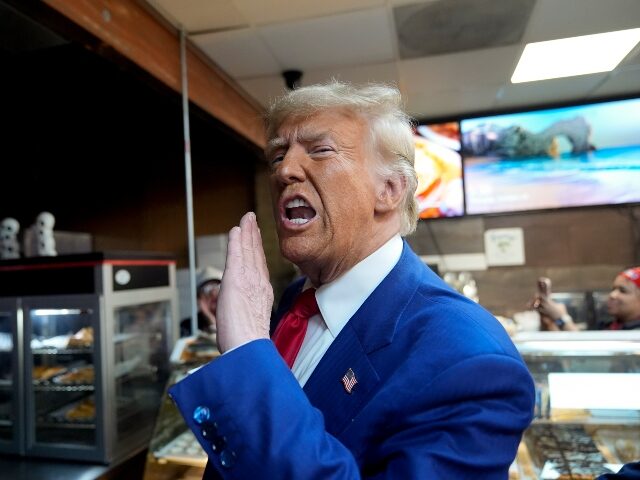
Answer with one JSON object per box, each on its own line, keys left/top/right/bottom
{"left": 461, "top": 97, "right": 640, "bottom": 215}
{"left": 414, "top": 122, "right": 464, "bottom": 218}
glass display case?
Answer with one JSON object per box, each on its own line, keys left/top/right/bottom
{"left": 0, "top": 253, "right": 178, "bottom": 464}
{"left": 142, "top": 334, "right": 220, "bottom": 480}
{"left": 0, "top": 298, "right": 22, "bottom": 455}
{"left": 512, "top": 331, "right": 640, "bottom": 479}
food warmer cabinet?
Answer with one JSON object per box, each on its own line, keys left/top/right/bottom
{"left": 0, "top": 253, "right": 178, "bottom": 463}
{"left": 511, "top": 330, "right": 640, "bottom": 480}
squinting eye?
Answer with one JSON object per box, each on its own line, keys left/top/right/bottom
{"left": 270, "top": 154, "right": 284, "bottom": 165}
{"left": 311, "top": 146, "right": 334, "bottom": 155}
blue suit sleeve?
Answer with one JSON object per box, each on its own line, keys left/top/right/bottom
{"left": 168, "top": 339, "right": 360, "bottom": 479}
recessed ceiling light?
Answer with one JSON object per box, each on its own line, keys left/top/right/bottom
{"left": 511, "top": 28, "right": 640, "bottom": 83}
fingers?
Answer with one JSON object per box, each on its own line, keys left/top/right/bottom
{"left": 225, "top": 226, "right": 242, "bottom": 276}
{"left": 255, "top": 224, "right": 270, "bottom": 280}
{"left": 239, "top": 212, "right": 255, "bottom": 265}
{"left": 237, "top": 212, "right": 270, "bottom": 280}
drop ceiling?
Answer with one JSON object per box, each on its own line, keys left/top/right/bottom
{"left": 146, "top": 0, "right": 640, "bottom": 121}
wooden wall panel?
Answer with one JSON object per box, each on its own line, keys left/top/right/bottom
{"left": 42, "top": 0, "right": 266, "bottom": 147}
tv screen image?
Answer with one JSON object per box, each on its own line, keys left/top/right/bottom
{"left": 414, "top": 122, "right": 464, "bottom": 218}
{"left": 461, "top": 98, "right": 640, "bottom": 215}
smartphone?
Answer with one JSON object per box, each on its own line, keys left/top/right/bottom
{"left": 537, "top": 277, "right": 551, "bottom": 297}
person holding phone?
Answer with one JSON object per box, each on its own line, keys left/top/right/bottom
{"left": 532, "top": 267, "right": 640, "bottom": 331}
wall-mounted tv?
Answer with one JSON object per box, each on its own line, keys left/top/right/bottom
{"left": 414, "top": 122, "right": 464, "bottom": 218}
{"left": 461, "top": 97, "right": 640, "bottom": 215}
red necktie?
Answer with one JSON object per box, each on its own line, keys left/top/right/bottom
{"left": 272, "top": 288, "right": 319, "bottom": 368}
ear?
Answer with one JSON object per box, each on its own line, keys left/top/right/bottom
{"left": 375, "top": 174, "right": 406, "bottom": 214}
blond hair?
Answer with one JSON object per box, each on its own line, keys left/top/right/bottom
{"left": 265, "top": 81, "right": 418, "bottom": 236}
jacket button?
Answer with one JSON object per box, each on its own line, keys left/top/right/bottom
{"left": 193, "top": 406, "right": 211, "bottom": 424}
{"left": 211, "top": 435, "right": 227, "bottom": 453}
{"left": 201, "top": 422, "right": 218, "bottom": 440}
{"left": 220, "top": 449, "right": 236, "bottom": 468}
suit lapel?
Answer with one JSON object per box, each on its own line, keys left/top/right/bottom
{"left": 303, "top": 241, "right": 423, "bottom": 435}
{"left": 303, "top": 324, "right": 379, "bottom": 435}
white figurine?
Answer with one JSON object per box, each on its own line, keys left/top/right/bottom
{"left": 35, "top": 211, "right": 57, "bottom": 257}
{"left": 0, "top": 217, "right": 21, "bottom": 259}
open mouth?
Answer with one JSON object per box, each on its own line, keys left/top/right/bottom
{"left": 284, "top": 197, "right": 317, "bottom": 225}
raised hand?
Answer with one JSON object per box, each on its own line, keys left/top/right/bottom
{"left": 216, "top": 212, "right": 274, "bottom": 353}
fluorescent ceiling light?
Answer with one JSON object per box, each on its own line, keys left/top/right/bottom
{"left": 511, "top": 28, "right": 640, "bottom": 83}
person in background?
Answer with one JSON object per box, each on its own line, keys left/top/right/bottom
{"left": 532, "top": 267, "right": 640, "bottom": 331}
{"left": 169, "top": 82, "right": 535, "bottom": 479}
{"left": 180, "top": 266, "right": 223, "bottom": 337}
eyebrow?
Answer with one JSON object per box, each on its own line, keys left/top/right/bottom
{"left": 265, "top": 129, "right": 332, "bottom": 158}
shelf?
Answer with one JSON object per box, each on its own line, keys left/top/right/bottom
{"left": 36, "top": 422, "right": 95, "bottom": 430}
{"left": 114, "top": 355, "right": 143, "bottom": 378}
{"left": 113, "top": 333, "right": 140, "bottom": 344}
{"left": 0, "top": 379, "right": 12, "bottom": 388}
{"left": 33, "top": 384, "right": 94, "bottom": 392}
{"left": 0, "top": 419, "right": 12, "bottom": 427}
{"left": 32, "top": 348, "right": 93, "bottom": 355}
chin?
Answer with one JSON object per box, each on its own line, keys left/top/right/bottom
{"left": 279, "top": 237, "right": 318, "bottom": 266}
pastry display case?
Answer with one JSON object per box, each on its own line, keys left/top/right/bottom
{"left": 0, "top": 253, "right": 178, "bottom": 463}
{"left": 512, "top": 331, "right": 640, "bottom": 479}
{"left": 142, "top": 334, "right": 219, "bottom": 480}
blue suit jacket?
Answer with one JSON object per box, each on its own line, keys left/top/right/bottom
{"left": 169, "top": 242, "right": 535, "bottom": 479}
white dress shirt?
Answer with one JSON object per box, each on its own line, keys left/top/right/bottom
{"left": 292, "top": 235, "right": 403, "bottom": 387}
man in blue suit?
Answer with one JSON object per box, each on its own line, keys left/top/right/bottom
{"left": 169, "top": 82, "right": 535, "bottom": 479}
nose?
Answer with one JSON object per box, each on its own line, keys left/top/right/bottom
{"left": 275, "top": 145, "right": 307, "bottom": 185}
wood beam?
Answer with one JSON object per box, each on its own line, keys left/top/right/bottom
{"left": 42, "top": 0, "right": 266, "bottom": 148}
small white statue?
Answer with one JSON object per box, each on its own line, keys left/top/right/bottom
{"left": 0, "top": 217, "right": 21, "bottom": 259}
{"left": 35, "top": 211, "right": 57, "bottom": 257}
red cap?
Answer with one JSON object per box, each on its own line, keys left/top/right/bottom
{"left": 621, "top": 267, "right": 640, "bottom": 289}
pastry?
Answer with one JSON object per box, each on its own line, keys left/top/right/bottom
{"left": 64, "top": 397, "right": 95, "bottom": 422}
{"left": 54, "top": 365, "right": 94, "bottom": 385}
{"left": 67, "top": 327, "right": 94, "bottom": 348}
{"left": 32, "top": 365, "right": 66, "bottom": 381}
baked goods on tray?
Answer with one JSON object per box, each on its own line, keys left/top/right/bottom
{"left": 180, "top": 336, "right": 219, "bottom": 363}
{"left": 67, "top": 327, "right": 94, "bottom": 348}
{"left": 64, "top": 397, "right": 95, "bottom": 422}
{"left": 53, "top": 365, "right": 94, "bottom": 385}
{"left": 32, "top": 365, "right": 66, "bottom": 382}
{"left": 525, "top": 425, "right": 611, "bottom": 479}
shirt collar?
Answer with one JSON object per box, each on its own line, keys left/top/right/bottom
{"left": 315, "top": 235, "right": 403, "bottom": 337}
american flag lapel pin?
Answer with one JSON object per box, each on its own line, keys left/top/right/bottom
{"left": 341, "top": 368, "right": 358, "bottom": 394}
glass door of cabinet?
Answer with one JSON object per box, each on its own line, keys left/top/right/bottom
{"left": 23, "top": 295, "right": 104, "bottom": 462}
{"left": 111, "top": 300, "right": 171, "bottom": 451}
{"left": 0, "top": 298, "right": 22, "bottom": 454}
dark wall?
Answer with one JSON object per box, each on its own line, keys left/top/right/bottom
{"left": 0, "top": 43, "right": 260, "bottom": 266}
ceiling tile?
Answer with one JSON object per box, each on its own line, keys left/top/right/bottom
{"left": 589, "top": 68, "right": 640, "bottom": 98}
{"left": 407, "top": 86, "right": 502, "bottom": 120}
{"left": 192, "top": 29, "right": 281, "bottom": 78}
{"left": 258, "top": 8, "right": 395, "bottom": 71}
{"left": 302, "top": 62, "right": 399, "bottom": 86}
{"left": 622, "top": 45, "right": 640, "bottom": 68}
{"left": 494, "top": 74, "right": 608, "bottom": 110}
{"left": 388, "top": 0, "right": 439, "bottom": 6}
{"left": 149, "top": 0, "right": 247, "bottom": 32}
{"left": 237, "top": 62, "right": 400, "bottom": 109}
{"left": 394, "top": 0, "right": 535, "bottom": 59}
{"left": 232, "top": 0, "right": 384, "bottom": 25}
{"left": 238, "top": 75, "right": 288, "bottom": 108}
{"left": 398, "top": 45, "right": 523, "bottom": 93}
{"left": 523, "top": 0, "right": 640, "bottom": 42}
